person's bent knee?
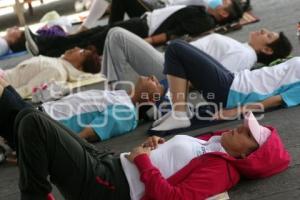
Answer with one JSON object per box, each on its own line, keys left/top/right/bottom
{"left": 167, "top": 39, "right": 188, "bottom": 51}
{"left": 163, "top": 40, "right": 190, "bottom": 77}
{"left": 106, "top": 27, "right": 128, "bottom": 43}
{"left": 165, "top": 40, "right": 189, "bottom": 61}
{"left": 15, "top": 108, "right": 42, "bottom": 143}
{"left": 14, "top": 108, "right": 40, "bottom": 128}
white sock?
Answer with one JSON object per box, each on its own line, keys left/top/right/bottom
{"left": 151, "top": 111, "right": 191, "bottom": 131}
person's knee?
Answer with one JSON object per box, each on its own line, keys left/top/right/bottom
{"left": 169, "top": 39, "right": 187, "bottom": 49}
{"left": 15, "top": 108, "right": 39, "bottom": 126}
{"left": 165, "top": 40, "right": 187, "bottom": 65}
{"left": 15, "top": 108, "right": 42, "bottom": 143}
{"left": 164, "top": 40, "right": 191, "bottom": 74}
{"left": 106, "top": 27, "right": 128, "bottom": 45}
{"left": 165, "top": 40, "right": 187, "bottom": 58}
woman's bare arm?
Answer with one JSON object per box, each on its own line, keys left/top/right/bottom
{"left": 144, "top": 33, "right": 168, "bottom": 46}
{"left": 214, "top": 95, "right": 283, "bottom": 120}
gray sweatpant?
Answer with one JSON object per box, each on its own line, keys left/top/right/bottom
{"left": 101, "top": 27, "right": 165, "bottom": 84}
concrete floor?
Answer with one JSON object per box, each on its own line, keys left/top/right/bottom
{"left": 1, "top": 0, "right": 300, "bottom": 199}
{"left": 0, "top": 0, "right": 76, "bottom": 30}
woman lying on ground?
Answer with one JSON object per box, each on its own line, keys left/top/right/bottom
{"left": 101, "top": 27, "right": 292, "bottom": 85}
{"left": 11, "top": 107, "right": 290, "bottom": 200}
{"left": 107, "top": 0, "right": 213, "bottom": 25}
{"left": 78, "top": 0, "right": 240, "bottom": 32}
{"left": 25, "top": 1, "right": 243, "bottom": 57}
{"left": 0, "top": 74, "right": 165, "bottom": 148}
{"left": 149, "top": 40, "right": 300, "bottom": 132}
{"left": 0, "top": 26, "right": 26, "bottom": 56}
{"left": 0, "top": 46, "right": 100, "bottom": 98}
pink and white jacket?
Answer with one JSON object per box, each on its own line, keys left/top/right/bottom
{"left": 134, "top": 126, "right": 291, "bottom": 200}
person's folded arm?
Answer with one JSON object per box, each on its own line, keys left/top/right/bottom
{"left": 133, "top": 154, "right": 239, "bottom": 200}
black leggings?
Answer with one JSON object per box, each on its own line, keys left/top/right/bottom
{"left": 163, "top": 40, "right": 234, "bottom": 108}
{"left": 109, "top": 0, "right": 148, "bottom": 24}
{"left": 37, "top": 18, "right": 149, "bottom": 57}
{"left": 0, "top": 86, "right": 31, "bottom": 149}
{"left": 0, "top": 87, "right": 130, "bottom": 200}
{"left": 16, "top": 108, "right": 129, "bottom": 200}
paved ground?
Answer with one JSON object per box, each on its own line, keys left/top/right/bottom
{"left": 0, "top": 0, "right": 75, "bottom": 30}
{"left": 0, "top": 0, "right": 300, "bottom": 199}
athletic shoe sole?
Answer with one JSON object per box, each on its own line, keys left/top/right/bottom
{"left": 24, "top": 26, "right": 39, "bottom": 56}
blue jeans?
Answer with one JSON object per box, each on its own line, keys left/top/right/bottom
{"left": 163, "top": 40, "right": 234, "bottom": 107}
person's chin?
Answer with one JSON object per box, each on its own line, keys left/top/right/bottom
{"left": 220, "top": 135, "right": 227, "bottom": 149}
{"left": 222, "top": 131, "right": 233, "bottom": 141}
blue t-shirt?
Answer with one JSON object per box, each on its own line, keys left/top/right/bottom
{"left": 42, "top": 90, "right": 137, "bottom": 140}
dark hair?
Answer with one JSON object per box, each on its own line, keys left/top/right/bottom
{"left": 82, "top": 45, "right": 101, "bottom": 73}
{"left": 223, "top": 0, "right": 244, "bottom": 23}
{"left": 9, "top": 31, "right": 26, "bottom": 52}
{"left": 257, "top": 32, "right": 293, "bottom": 65}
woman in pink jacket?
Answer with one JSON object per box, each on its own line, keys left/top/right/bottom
{"left": 6, "top": 100, "right": 290, "bottom": 200}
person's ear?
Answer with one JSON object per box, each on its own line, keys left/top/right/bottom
{"left": 261, "top": 46, "right": 274, "bottom": 55}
